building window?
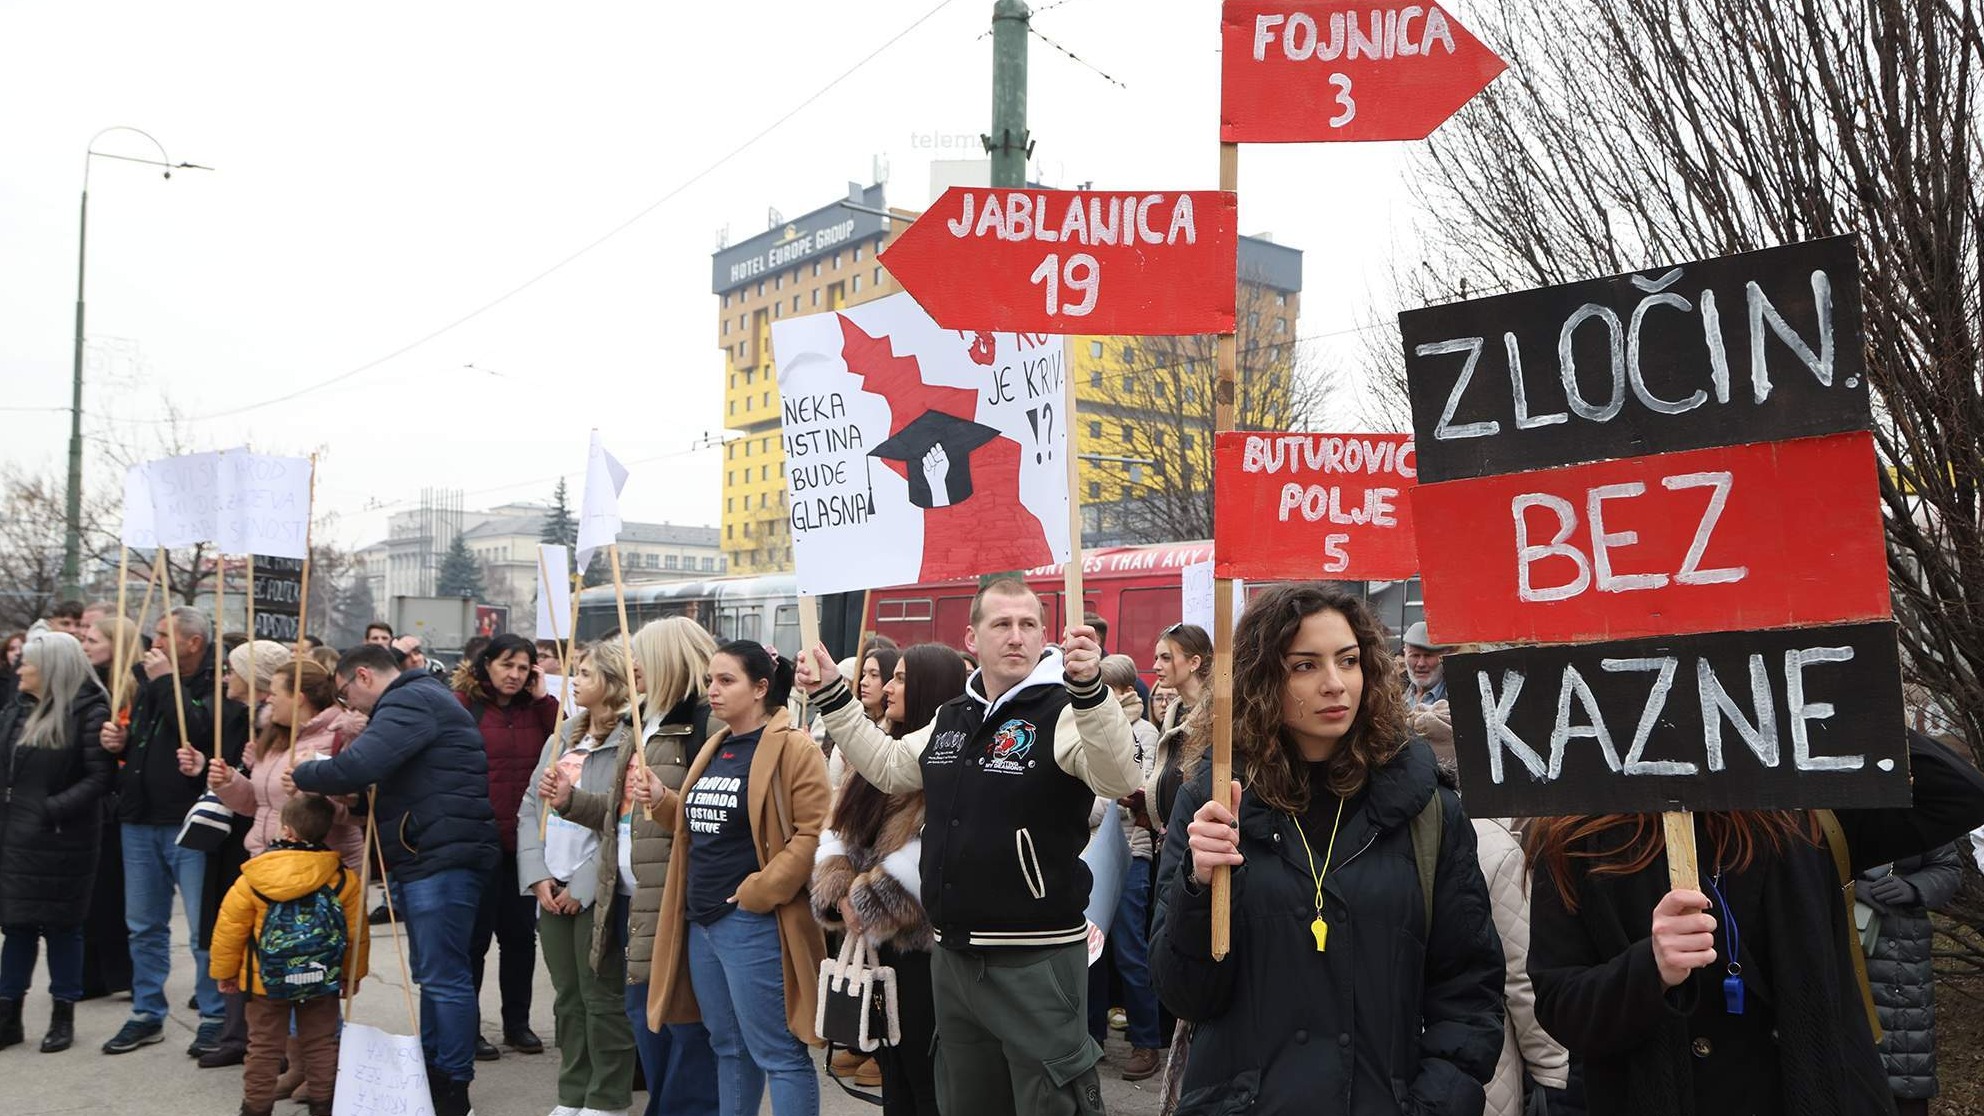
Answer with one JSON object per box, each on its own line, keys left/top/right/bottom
{"left": 812, "top": 261, "right": 821, "bottom": 278}
{"left": 1276, "top": 292, "right": 1286, "bottom": 306}
{"left": 1249, "top": 312, "right": 1260, "bottom": 330}
{"left": 774, "top": 274, "right": 782, "bottom": 291}
{"left": 1184, "top": 387, "right": 1197, "bottom": 403}
{"left": 745, "top": 368, "right": 753, "bottom": 384}
{"left": 726, "top": 497, "right": 734, "bottom": 512}
{"left": 1123, "top": 374, "right": 1134, "bottom": 391}
{"left": 773, "top": 303, "right": 780, "bottom": 319}
{"left": 1089, "top": 481, "right": 1101, "bottom": 499}
{"left": 1090, "top": 340, "right": 1103, "bottom": 359}
{"left": 874, "top": 267, "right": 883, "bottom": 286}
{"left": 851, "top": 274, "right": 862, "bottom": 293}
{"left": 722, "top": 319, "right": 729, "bottom": 336}
{"left": 853, "top": 246, "right": 863, "bottom": 263}
{"left": 666, "top": 554, "right": 679, "bottom": 569}
{"left": 811, "top": 289, "right": 820, "bottom": 307}
{"left": 1155, "top": 430, "right": 1167, "bottom": 447}
{"left": 756, "top": 281, "right": 765, "bottom": 296}
{"left": 1275, "top": 318, "right": 1286, "bottom": 334}
{"left": 1088, "top": 421, "right": 1101, "bottom": 438}
{"left": 1089, "top": 369, "right": 1101, "bottom": 387}
{"left": 833, "top": 252, "right": 842, "bottom": 269}
{"left": 1121, "top": 423, "right": 1132, "bottom": 440}
{"left": 723, "top": 293, "right": 730, "bottom": 308}
{"left": 1183, "top": 434, "right": 1195, "bottom": 451}
{"left": 1155, "top": 380, "right": 1167, "bottom": 397}
{"left": 792, "top": 295, "right": 800, "bottom": 312}
{"left": 728, "top": 400, "right": 736, "bottom": 416}
{"left": 1122, "top": 345, "right": 1135, "bottom": 364}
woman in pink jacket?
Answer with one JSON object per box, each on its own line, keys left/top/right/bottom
{"left": 208, "top": 657, "right": 363, "bottom": 867}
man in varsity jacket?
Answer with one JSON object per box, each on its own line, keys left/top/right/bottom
{"left": 800, "top": 577, "right": 1140, "bottom": 1116}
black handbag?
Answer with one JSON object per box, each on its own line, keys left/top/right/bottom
{"left": 815, "top": 934, "right": 898, "bottom": 1053}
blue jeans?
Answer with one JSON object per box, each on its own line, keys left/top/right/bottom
{"left": 616, "top": 901, "right": 719, "bottom": 1116}
{"left": 686, "top": 908, "right": 818, "bottom": 1116}
{"left": 391, "top": 867, "right": 483, "bottom": 1084}
{"left": 123, "top": 822, "right": 221, "bottom": 1023}
{"left": 1088, "top": 856, "right": 1162, "bottom": 1050}
{"left": 0, "top": 924, "right": 84, "bottom": 1002}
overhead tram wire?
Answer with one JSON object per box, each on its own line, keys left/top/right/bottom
{"left": 135, "top": 0, "right": 964, "bottom": 426}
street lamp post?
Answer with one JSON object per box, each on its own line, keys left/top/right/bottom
{"left": 61, "top": 127, "right": 211, "bottom": 599}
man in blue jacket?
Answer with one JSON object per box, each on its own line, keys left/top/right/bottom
{"left": 290, "top": 643, "right": 498, "bottom": 1116}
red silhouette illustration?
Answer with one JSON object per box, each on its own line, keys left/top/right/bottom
{"left": 839, "top": 317, "right": 1052, "bottom": 582}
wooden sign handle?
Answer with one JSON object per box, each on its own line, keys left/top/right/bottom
{"left": 1209, "top": 139, "right": 1240, "bottom": 962}
{"left": 1663, "top": 810, "right": 1699, "bottom": 892}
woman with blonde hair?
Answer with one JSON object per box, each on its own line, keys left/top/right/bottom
{"left": 77, "top": 613, "right": 140, "bottom": 1001}
{"left": 610, "top": 617, "right": 721, "bottom": 1116}
{"left": 0, "top": 632, "right": 114, "bottom": 1053}
{"left": 1153, "top": 583, "right": 1505, "bottom": 1115}
{"left": 523, "top": 641, "right": 640, "bottom": 1116}
{"left": 80, "top": 615, "right": 140, "bottom": 699}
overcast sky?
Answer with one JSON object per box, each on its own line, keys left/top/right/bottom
{"left": 0, "top": 0, "right": 1428, "bottom": 550}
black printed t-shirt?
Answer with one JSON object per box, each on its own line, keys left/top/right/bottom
{"left": 684, "top": 728, "right": 763, "bottom": 926}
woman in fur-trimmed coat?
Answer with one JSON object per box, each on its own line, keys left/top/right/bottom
{"left": 813, "top": 780, "right": 936, "bottom": 1116}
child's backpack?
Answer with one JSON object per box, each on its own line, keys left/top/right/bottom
{"left": 252, "top": 868, "right": 348, "bottom": 1002}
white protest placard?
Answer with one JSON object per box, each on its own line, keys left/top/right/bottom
{"left": 535, "top": 544, "right": 573, "bottom": 640}
{"left": 333, "top": 1022, "right": 433, "bottom": 1116}
{"left": 1181, "top": 559, "right": 1244, "bottom": 634}
{"left": 772, "top": 291, "right": 1071, "bottom": 596}
{"left": 147, "top": 452, "right": 222, "bottom": 548}
{"left": 576, "top": 432, "right": 629, "bottom": 574}
{"left": 120, "top": 463, "right": 158, "bottom": 550}
{"left": 216, "top": 451, "right": 313, "bottom": 558}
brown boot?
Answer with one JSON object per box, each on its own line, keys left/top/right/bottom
{"left": 1122, "top": 1046, "right": 1163, "bottom": 1081}
{"left": 272, "top": 1036, "right": 306, "bottom": 1100}
{"left": 854, "top": 1056, "right": 883, "bottom": 1088}
{"left": 305, "top": 1096, "right": 333, "bottom": 1116}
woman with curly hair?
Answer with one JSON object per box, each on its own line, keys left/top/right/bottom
{"left": 1151, "top": 582, "right": 1505, "bottom": 1115}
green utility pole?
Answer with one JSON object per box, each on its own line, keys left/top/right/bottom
{"left": 982, "top": 0, "right": 1033, "bottom": 593}
{"left": 987, "top": 0, "right": 1031, "bottom": 189}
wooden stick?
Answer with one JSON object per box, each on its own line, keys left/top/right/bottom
{"left": 246, "top": 554, "right": 256, "bottom": 716}
{"left": 213, "top": 554, "right": 227, "bottom": 761}
{"left": 799, "top": 594, "right": 822, "bottom": 724}
{"left": 344, "top": 801, "right": 377, "bottom": 1022}
{"left": 1210, "top": 139, "right": 1241, "bottom": 961}
{"left": 285, "top": 458, "right": 318, "bottom": 769}
{"left": 163, "top": 582, "right": 194, "bottom": 757}
{"left": 111, "top": 545, "right": 131, "bottom": 703}
{"left": 609, "top": 544, "right": 647, "bottom": 775}
{"left": 1664, "top": 810, "right": 1699, "bottom": 891}
{"left": 366, "top": 789, "right": 420, "bottom": 1033}
{"left": 119, "top": 558, "right": 163, "bottom": 717}
{"left": 1061, "top": 333, "right": 1087, "bottom": 624}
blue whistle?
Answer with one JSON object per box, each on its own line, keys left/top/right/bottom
{"left": 1723, "top": 974, "right": 1745, "bottom": 1015}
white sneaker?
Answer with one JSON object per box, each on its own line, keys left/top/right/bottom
{"left": 549, "top": 1107, "right": 582, "bottom": 1116}
{"left": 579, "top": 1109, "right": 629, "bottom": 1116}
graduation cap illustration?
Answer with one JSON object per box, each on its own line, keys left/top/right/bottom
{"left": 869, "top": 409, "right": 1003, "bottom": 509}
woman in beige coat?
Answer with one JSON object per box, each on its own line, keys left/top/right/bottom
{"left": 644, "top": 640, "right": 829, "bottom": 1116}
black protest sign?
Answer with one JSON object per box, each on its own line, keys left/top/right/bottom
{"left": 252, "top": 555, "right": 305, "bottom": 642}
{"left": 1448, "top": 621, "right": 1908, "bottom": 818}
{"left": 1401, "top": 236, "right": 1867, "bottom": 483}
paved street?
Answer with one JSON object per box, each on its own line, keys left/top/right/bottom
{"left": 0, "top": 891, "right": 1165, "bottom": 1116}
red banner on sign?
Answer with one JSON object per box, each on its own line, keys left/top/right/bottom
{"left": 1411, "top": 431, "right": 1890, "bottom": 645}
{"left": 879, "top": 188, "right": 1237, "bottom": 336}
{"left": 1214, "top": 432, "right": 1419, "bottom": 580}
{"left": 1221, "top": 1, "right": 1507, "bottom": 143}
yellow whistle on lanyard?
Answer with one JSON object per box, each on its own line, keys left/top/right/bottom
{"left": 1311, "top": 917, "right": 1329, "bottom": 952}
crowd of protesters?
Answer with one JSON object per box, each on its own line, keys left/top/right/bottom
{"left": 0, "top": 579, "right": 1980, "bottom": 1116}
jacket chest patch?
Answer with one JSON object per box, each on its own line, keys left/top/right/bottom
{"left": 979, "top": 719, "right": 1039, "bottom": 776}
{"left": 924, "top": 729, "right": 969, "bottom": 767}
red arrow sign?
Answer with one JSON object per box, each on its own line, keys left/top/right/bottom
{"left": 1221, "top": 2, "right": 1507, "bottom": 143}
{"left": 880, "top": 187, "right": 1237, "bottom": 336}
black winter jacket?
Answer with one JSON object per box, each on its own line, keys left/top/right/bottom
{"left": 1860, "top": 841, "right": 1964, "bottom": 1101}
{"left": 1152, "top": 739, "right": 1507, "bottom": 1116}
{"left": 1528, "top": 732, "right": 1984, "bottom": 1116}
{"left": 0, "top": 687, "right": 115, "bottom": 926}
{"left": 117, "top": 662, "right": 250, "bottom": 826}
{"left": 290, "top": 670, "right": 499, "bottom": 883}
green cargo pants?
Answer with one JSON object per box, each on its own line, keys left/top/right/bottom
{"left": 931, "top": 941, "right": 1107, "bottom": 1116}
{"left": 539, "top": 898, "right": 636, "bottom": 1111}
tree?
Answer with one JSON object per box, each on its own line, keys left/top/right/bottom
{"left": 1385, "top": 0, "right": 1984, "bottom": 748}
{"left": 329, "top": 572, "right": 379, "bottom": 649}
{"left": 1084, "top": 280, "right": 1335, "bottom": 543}
{"left": 541, "top": 479, "right": 576, "bottom": 549}
{"left": 436, "top": 533, "right": 486, "bottom": 599}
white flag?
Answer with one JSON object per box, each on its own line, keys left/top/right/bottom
{"left": 535, "top": 544, "right": 573, "bottom": 639}
{"left": 121, "top": 464, "right": 159, "bottom": 550}
{"left": 575, "top": 431, "right": 629, "bottom": 574}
